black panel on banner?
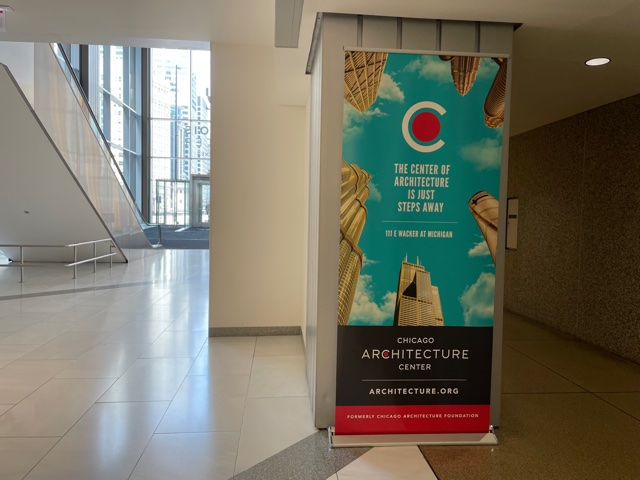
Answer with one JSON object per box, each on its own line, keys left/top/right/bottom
{"left": 336, "top": 326, "right": 493, "bottom": 406}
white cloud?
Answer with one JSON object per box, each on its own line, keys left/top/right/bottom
{"left": 362, "top": 254, "right": 378, "bottom": 267}
{"left": 468, "top": 240, "right": 490, "bottom": 257}
{"left": 460, "top": 138, "right": 502, "bottom": 170}
{"left": 378, "top": 73, "right": 404, "bottom": 102}
{"left": 368, "top": 182, "right": 382, "bottom": 202}
{"left": 404, "top": 56, "right": 451, "bottom": 83}
{"left": 478, "top": 57, "right": 500, "bottom": 78}
{"left": 343, "top": 103, "right": 387, "bottom": 139}
{"left": 349, "top": 274, "right": 396, "bottom": 325}
{"left": 459, "top": 272, "right": 495, "bottom": 325}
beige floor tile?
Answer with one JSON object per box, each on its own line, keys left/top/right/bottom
{"left": 189, "top": 341, "right": 255, "bottom": 376}
{"left": 255, "top": 336, "right": 304, "bottom": 356}
{"left": 157, "top": 375, "right": 250, "bottom": 433}
{"left": 55, "top": 343, "right": 149, "bottom": 378}
{"left": 129, "top": 432, "right": 239, "bottom": 480}
{"left": 337, "top": 447, "right": 436, "bottom": 480}
{"left": 166, "top": 310, "right": 209, "bottom": 331}
{"left": 24, "top": 402, "right": 169, "bottom": 480}
{"left": 20, "top": 331, "right": 110, "bottom": 360}
{"left": 0, "top": 344, "right": 40, "bottom": 361}
{"left": 0, "top": 313, "right": 50, "bottom": 332}
{"left": 69, "top": 318, "right": 130, "bottom": 332}
{"left": 98, "top": 357, "right": 193, "bottom": 402}
{"left": 247, "top": 355, "right": 308, "bottom": 398}
{"left": 44, "top": 305, "right": 109, "bottom": 321}
{"left": 144, "top": 303, "right": 190, "bottom": 319}
{"left": 0, "top": 360, "right": 74, "bottom": 404}
{"left": 0, "top": 438, "right": 59, "bottom": 480}
{"left": 0, "top": 305, "right": 23, "bottom": 317}
{"left": 140, "top": 330, "right": 207, "bottom": 358}
{"left": 102, "top": 321, "right": 172, "bottom": 344}
{"left": 235, "top": 396, "right": 316, "bottom": 474}
{"left": 0, "top": 378, "right": 114, "bottom": 436}
{"left": 0, "top": 321, "right": 78, "bottom": 345}
{"left": 209, "top": 336, "right": 257, "bottom": 345}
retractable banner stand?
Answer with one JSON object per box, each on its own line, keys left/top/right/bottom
{"left": 335, "top": 51, "right": 506, "bottom": 440}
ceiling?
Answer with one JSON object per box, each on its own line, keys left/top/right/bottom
{"left": 1, "top": 0, "right": 639, "bottom": 135}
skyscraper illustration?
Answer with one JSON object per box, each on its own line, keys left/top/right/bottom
{"left": 338, "top": 160, "right": 372, "bottom": 325}
{"left": 393, "top": 258, "right": 444, "bottom": 327}
{"left": 344, "top": 51, "right": 388, "bottom": 113}
{"left": 469, "top": 191, "right": 499, "bottom": 264}
{"left": 484, "top": 58, "right": 507, "bottom": 128}
{"left": 439, "top": 55, "right": 481, "bottom": 96}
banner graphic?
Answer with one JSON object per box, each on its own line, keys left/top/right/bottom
{"left": 336, "top": 52, "right": 507, "bottom": 435}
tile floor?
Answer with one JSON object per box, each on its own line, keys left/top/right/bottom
{"left": 0, "top": 249, "right": 639, "bottom": 479}
{"left": 0, "top": 250, "right": 316, "bottom": 480}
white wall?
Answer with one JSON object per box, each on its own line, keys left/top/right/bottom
{"left": 0, "top": 42, "right": 35, "bottom": 105}
{"left": 209, "top": 43, "right": 308, "bottom": 329}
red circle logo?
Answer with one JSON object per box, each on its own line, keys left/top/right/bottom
{"left": 411, "top": 112, "right": 441, "bottom": 143}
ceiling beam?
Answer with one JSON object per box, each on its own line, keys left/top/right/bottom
{"left": 275, "top": 0, "right": 304, "bottom": 48}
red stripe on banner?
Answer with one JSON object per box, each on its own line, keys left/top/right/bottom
{"left": 335, "top": 405, "right": 490, "bottom": 435}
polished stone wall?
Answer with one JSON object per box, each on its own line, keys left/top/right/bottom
{"left": 505, "top": 94, "right": 640, "bottom": 364}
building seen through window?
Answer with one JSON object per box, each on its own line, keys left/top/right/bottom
{"left": 61, "top": 44, "right": 211, "bottom": 228}
{"left": 150, "top": 48, "right": 211, "bottom": 226}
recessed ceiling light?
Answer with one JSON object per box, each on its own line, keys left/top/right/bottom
{"left": 585, "top": 57, "right": 611, "bottom": 66}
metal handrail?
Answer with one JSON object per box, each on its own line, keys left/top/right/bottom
{"left": 51, "top": 44, "right": 162, "bottom": 248}
{"left": 0, "top": 239, "right": 117, "bottom": 283}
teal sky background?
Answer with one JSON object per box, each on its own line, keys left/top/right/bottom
{"left": 343, "top": 53, "right": 504, "bottom": 327}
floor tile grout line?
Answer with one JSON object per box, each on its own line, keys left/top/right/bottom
{"left": 586, "top": 391, "right": 640, "bottom": 423}
{"left": 505, "top": 336, "right": 640, "bottom": 369}
{"left": 149, "top": 356, "right": 198, "bottom": 435}
{"left": 232, "top": 339, "right": 258, "bottom": 477}
{"left": 18, "top": 435, "right": 64, "bottom": 480}
{"left": 502, "top": 343, "right": 590, "bottom": 392}
{"left": 0, "top": 377, "right": 115, "bottom": 440}
{"left": 0, "top": 374, "right": 115, "bottom": 427}
{"left": 125, "top": 401, "right": 173, "bottom": 480}
{"left": 418, "top": 445, "right": 442, "bottom": 480}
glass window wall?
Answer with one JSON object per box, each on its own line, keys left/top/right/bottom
{"left": 150, "top": 49, "right": 210, "bottom": 225}
{"left": 58, "top": 44, "right": 210, "bottom": 229}
{"left": 89, "top": 45, "right": 143, "bottom": 206}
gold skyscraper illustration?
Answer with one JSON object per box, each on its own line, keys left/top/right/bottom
{"left": 344, "top": 51, "right": 388, "bottom": 113}
{"left": 338, "top": 160, "right": 371, "bottom": 325}
{"left": 393, "top": 258, "right": 444, "bottom": 327}
{"left": 439, "top": 55, "right": 481, "bottom": 96}
{"left": 484, "top": 58, "right": 507, "bottom": 128}
{"left": 469, "top": 191, "right": 499, "bottom": 264}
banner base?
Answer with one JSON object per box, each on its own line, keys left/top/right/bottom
{"left": 329, "top": 426, "right": 498, "bottom": 448}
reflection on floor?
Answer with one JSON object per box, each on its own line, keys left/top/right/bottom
{"left": 0, "top": 250, "right": 639, "bottom": 479}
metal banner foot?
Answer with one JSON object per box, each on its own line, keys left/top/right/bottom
{"left": 329, "top": 426, "right": 498, "bottom": 448}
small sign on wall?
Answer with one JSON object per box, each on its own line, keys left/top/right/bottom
{"left": 0, "top": 9, "right": 5, "bottom": 32}
{"left": 506, "top": 197, "right": 519, "bottom": 250}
